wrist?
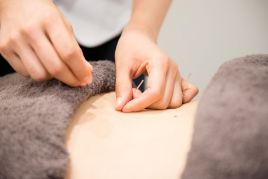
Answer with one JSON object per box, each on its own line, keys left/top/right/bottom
{"left": 122, "top": 20, "right": 158, "bottom": 43}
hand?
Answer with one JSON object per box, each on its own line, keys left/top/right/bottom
{"left": 0, "top": 0, "right": 92, "bottom": 86}
{"left": 115, "top": 30, "right": 198, "bottom": 112}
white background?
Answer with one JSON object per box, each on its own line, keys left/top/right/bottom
{"left": 157, "top": 0, "right": 268, "bottom": 100}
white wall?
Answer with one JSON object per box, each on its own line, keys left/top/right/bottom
{"left": 158, "top": 0, "right": 268, "bottom": 100}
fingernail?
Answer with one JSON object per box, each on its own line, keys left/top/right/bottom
{"left": 116, "top": 97, "right": 122, "bottom": 109}
{"left": 82, "top": 75, "right": 92, "bottom": 84}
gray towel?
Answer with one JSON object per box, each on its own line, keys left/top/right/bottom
{"left": 182, "top": 54, "right": 268, "bottom": 179}
{"left": 0, "top": 60, "right": 116, "bottom": 179}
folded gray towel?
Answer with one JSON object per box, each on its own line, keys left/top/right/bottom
{"left": 0, "top": 60, "right": 116, "bottom": 179}
{"left": 182, "top": 54, "right": 268, "bottom": 179}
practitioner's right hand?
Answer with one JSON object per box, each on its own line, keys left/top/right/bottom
{"left": 0, "top": 0, "right": 93, "bottom": 87}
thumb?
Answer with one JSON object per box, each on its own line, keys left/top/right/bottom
{"left": 115, "top": 68, "right": 133, "bottom": 111}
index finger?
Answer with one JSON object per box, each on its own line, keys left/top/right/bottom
{"left": 46, "top": 20, "right": 93, "bottom": 84}
{"left": 122, "top": 62, "right": 168, "bottom": 112}
{"left": 29, "top": 32, "right": 84, "bottom": 87}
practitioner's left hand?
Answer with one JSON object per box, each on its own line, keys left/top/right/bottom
{"left": 115, "top": 29, "right": 198, "bottom": 112}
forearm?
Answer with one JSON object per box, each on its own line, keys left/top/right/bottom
{"left": 123, "top": 0, "right": 172, "bottom": 42}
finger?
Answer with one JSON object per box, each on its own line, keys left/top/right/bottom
{"left": 1, "top": 52, "right": 29, "bottom": 77}
{"left": 168, "top": 72, "right": 183, "bottom": 108}
{"left": 15, "top": 41, "right": 51, "bottom": 82}
{"left": 46, "top": 20, "right": 93, "bottom": 84}
{"left": 0, "top": 36, "right": 29, "bottom": 77}
{"left": 147, "top": 61, "right": 178, "bottom": 109}
{"left": 132, "top": 88, "right": 142, "bottom": 99}
{"left": 115, "top": 66, "right": 133, "bottom": 111}
{"left": 122, "top": 60, "right": 168, "bottom": 112}
{"left": 181, "top": 78, "right": 199, "bottom": 103}
{"left": 28, "top": 32, "right": 84, "bottom": 87}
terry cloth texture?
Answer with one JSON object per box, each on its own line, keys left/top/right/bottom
{"left": 182, "top": 54, "right": 268, "bottom": 179}
{"left": 0, "top": 60, "right": 116, "bottom": 179}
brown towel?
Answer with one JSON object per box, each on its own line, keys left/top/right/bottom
{"left": 182, "top": 54, "right": 268, "bottom": 179}
{"left": 0, "top": 60, "right": 116, "bottom": 179}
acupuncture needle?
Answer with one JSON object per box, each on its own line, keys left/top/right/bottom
{"left": 133, "top": 80, "right": 144, "bottom": 96}
{"left": 183, "top": 73, "right": 191, "bottom": 92}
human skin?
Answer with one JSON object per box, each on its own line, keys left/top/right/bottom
{"left": 65, "top": 92, "right": 199, "bottom": 179}
{"left": 115, "top": 0, "right": 198, "bottom": 112}
{"left": 0, "top": 0, "right": 198, "bottom": 112}
{"left": 0, "top": 0, "right": 93, "bottom": 87}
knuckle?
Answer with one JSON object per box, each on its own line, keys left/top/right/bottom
{"left": 9, "top": 33, "right": 20, "bottom": 45}
{"left": 62, "top": 46, "right": 79, "bottom": 62}
{"left": 21, "top": 23, "right": 35, "bottom": 35}
{"left": 21, "top": 24, "right": 37, "bottom": 42}
{"left": 49, "top": 65, "right": 63, "bottom": 77}
{"left": 157, "top": 55, "right": 169, "bottom": 69}
{"left": 42, "top": 12, "right": 56, "bottom": 25}
{"left": 0, "top": 43, "right": 9, "bottom": 54}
